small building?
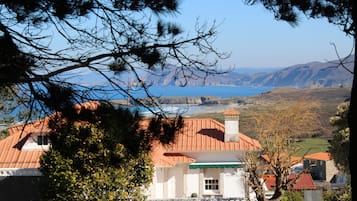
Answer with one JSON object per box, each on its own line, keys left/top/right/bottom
{"left": 303, "top": 152, "right": 346, "bottom": 189}
{"left": 263, "top": 173, "right": 316, "bottom": 191}
{"left": 303, "top": 152, "right": 337, "bottom": 182}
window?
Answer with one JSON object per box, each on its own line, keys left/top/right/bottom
{"left": 204, "top": 179, "right": 219, "bottom": 190}
{"left": 37, "top": 135, "right": 49, "bottom": 145}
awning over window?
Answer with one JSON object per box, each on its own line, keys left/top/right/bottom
{"left": 189, "top": 162, "right": 243, "bottom": 169}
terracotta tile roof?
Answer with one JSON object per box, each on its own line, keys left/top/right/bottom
{"left": 304, "top": 152, "right": 331, "bottom": 161}
{"left": 163, "top": 118, "right": 261, "bottom": 153}
{"left": 263, "top": 173, "right": 316, "bottom": 190}
{"left": 150, "top": 142, "right": 177, "bottom": 167}
{"left": 1, "top": 106, "right": 261, "bottom": 169}
{"left": 149, "top": 118, "right": 261, "bottom": 166}
{"left": 0, "top": 118, "right": 51, "bottom": 169}
{"left": 0, "top": 101, "right": 99, "bottom": 169}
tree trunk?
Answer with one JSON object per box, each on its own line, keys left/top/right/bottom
{"left": 349, "top": 2, "right": 356, "bottom": 199}
{"left": 349, "top": 48, "right": 356, "bottom": 201}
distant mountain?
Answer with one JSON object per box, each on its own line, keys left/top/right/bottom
{"left": 144, "top": 55, "right": 354, "bottom": 88}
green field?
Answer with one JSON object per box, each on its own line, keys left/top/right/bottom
{"left": 293, "top": 138, "right": 330, "bottom": 156}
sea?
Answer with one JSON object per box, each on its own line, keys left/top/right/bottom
{"left": 107, "top": 85, "right": 274, "bottom": 116}
{"left": 106, "top": 85, "right": 274, "bottom": 100}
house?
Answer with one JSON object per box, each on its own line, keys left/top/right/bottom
{"left": 0, "top": 117, "right": 51, "bottom": 200}
{"left": 0, "top": 105, "right": 262, "bottom": 200}
{"left": 303, "top": 152, "right": 337, "bottom": 182}
{"left": 259, "top": 153, "right": 316, "bottom": 198}
{"left": 303, "top": 152, "right": 346, "bottom": 189}
{"left": 262, "top": 173, "right": 316, "bottom": 199}
{"left": 262, "top": 173, "right": 317, "bottom": 191}
{"left": 146, "top": 109, "right": 261, "bottom": 199}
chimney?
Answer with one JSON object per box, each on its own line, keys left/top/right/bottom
{"left": 224, "top": 109, "right": 240, "bottom": 142}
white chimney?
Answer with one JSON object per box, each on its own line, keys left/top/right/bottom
{"left": 224, "top": 109, "right": 240, "bottom": 142}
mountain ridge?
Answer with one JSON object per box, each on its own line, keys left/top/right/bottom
{"left": 144, "top": 55, "right": 354, "bottom": 88}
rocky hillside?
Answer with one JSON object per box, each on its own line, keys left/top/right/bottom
{"left": 144, "top": 55, "right": 354, "bottom": 88}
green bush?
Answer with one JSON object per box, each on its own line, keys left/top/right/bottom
{"left": 191, "top": 193, "right": 198, "bottom": 197}
{"left": 281, "top": 191, "right": 304, "bottom": 201}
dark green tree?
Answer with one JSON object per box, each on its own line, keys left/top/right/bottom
{"left": 0, "top": 1, "right": 221, "bottom": 199}
{"left": 40, "top": 101, "right": 183, "bottom": 200}
{"left": 0, "top": 86, "right": 39, "bottom": 139}
{"left": 329, "top": 101, "right": 350, "bottom": 174}
{"left": 0, "top": 0, "right": 228, "bottom": 121}
{"left": 244, "top": 0, "right": 355, "bottom": 196}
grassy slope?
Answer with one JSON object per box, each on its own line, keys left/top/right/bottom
{"left": 294, "top": 138, "right": 330, "bottom": 156}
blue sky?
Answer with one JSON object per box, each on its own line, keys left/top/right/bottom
{"left": 166, "top": 0, "right": 354, "bottom": 68}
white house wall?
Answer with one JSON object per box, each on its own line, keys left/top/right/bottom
{"left": 148, "top": 163, "right": 250, "bottom": 199}
{"left": 22, "top": 133, "right": 50, "bottom": 151}
{"left": 326, "top": 160, "right": 339, "bottom": 182}
{"left": 148, "top": 165, "right": 186, "bottom": 199}
{"left": 185, "top": 168, "right": 200, "bottom": 197}
{"left": 221, "top": 168, "right": 246, "bottom": 198}
{"left": 167, "top": 166, "right": 185, "bottom": 198}
{"left": 149, "top": 167, "right": 164, "bottom": 198}
{"left": 173, "top": 164, "right": 185, "bottom": 197}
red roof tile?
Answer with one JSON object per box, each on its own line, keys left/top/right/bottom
{"left": 149, "top": 118, "right": 261, "bottom": 166}
{"left": 1, "top": 105, "right": 261, "bottom": 169}
{"left": 263, "top": 173, "right": 316, "bottom": 190}
{"left": 0, "top": 118, "right": 51, "bottom": 168}
{"left": 164, "top": 118, "right": 261, "bottom": 152}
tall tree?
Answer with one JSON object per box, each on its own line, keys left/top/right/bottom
{"left": 244, "top": 0, "right": 355, "bottom": 196}
{"left": 40, "top": 101, "right": 183, "bottom": 200}
{"left": 329, "top": 101, "right": 350, "bottom": 174}
{"left": 245, "top": 99, "right": 321, "bottom": 201}
{"left": 0, "top": 0, "right": 228, "bottom": 121}
{"left": 0, "top": 2, "right": 223, "bottom": 199}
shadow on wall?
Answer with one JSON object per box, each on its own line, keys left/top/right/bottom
{"left": 0, "top": 176, "right": 45, "bottom": 201}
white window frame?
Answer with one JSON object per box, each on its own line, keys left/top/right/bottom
{"left": 203, "top": 178, "right": 219, "bottom": 194}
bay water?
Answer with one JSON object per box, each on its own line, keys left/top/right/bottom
{"left": 115, "top": 85, "right": 274, "bottom": 116}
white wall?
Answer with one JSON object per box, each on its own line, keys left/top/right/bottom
{"left": 148, "top": 164, "right": 249, "bottom": 199}
{"left": 326, "top": 160, "right": 339, "bottom": 182}
{"left": 221, "top": 168, "right": 246, "bottom": 198}
{"left": 185, "top": 168, "right": 200, "bottom": 197}
{"left": 148, "top": 166, "right": 187, "bottom": 199}
{"left": 22, "top": 133, "right": 50, "bottom": 151}
{"left": 148, "top": 167, "right": 165, "bottom": 199}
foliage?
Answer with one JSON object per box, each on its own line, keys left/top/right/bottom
{"left": 0, "top": 0, "right": 228, "bottom": 122}
{"left": 323, "top": 185, "right": 352, "bottom": 201}
{"left": 0, "top": 86, "right": 41, "bottom": 139}
{"left": 245, "top": 98, "right": 321, "bottom": 201}
{"left": 191, "top": 193, "right": 198, "bottom": 198}
{"left": 281, "top": 191, "right": 304, "bottom": 201}
{"left": 329, "top": 101, "right": 350, "bottom": 174}
{"left": 40, "top": 101, "right": 183, "bottom": 200}
{"left": 244, "top": 0, "right": 354, "bottom": 36}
